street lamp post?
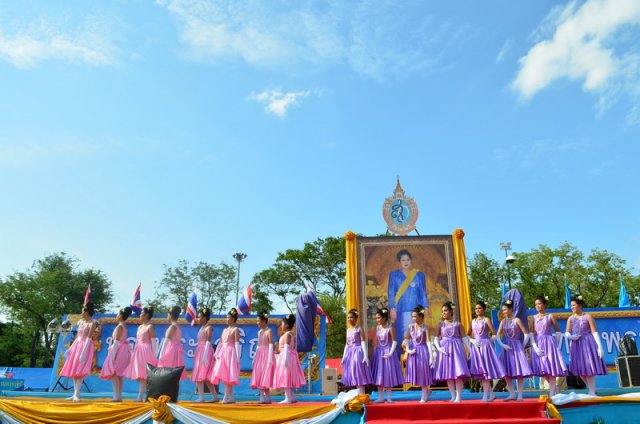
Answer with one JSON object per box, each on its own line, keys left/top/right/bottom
{"left": 500, "top": 242, "right": 515, "bottom": 290}
{"left": 233, "top": 253, "right": 247, "bottom": 305}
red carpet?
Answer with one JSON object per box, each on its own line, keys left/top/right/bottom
{"left": 366, "top": 399, "right": 560, "bottom": 424}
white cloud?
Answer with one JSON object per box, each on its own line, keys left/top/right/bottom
{"left": 0, "top": 17, "right": 118, "bottom": 68}
{"left": 496, "top": 39, "right": 514, "bottom": 63}
{"left": 248, "top": 89, "right": 311, "bottom": 118}
{"left": 512, "top": 0, "right": 640, "bottom": 121}
{"left": 156, "top": 0, "right": 468, "bottom": 81}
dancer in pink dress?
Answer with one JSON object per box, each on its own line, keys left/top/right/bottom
{"left": 157, "top": 306, "right": 186, "bottom": 380}
{"left": 100, "top": 306, "right": 132, "bottom": 401}
{"left": 250, "top": 311, "right": 275, "bottom": 404}
{"left": 211, "top": 308, "right": 241, "bottom": 404}
{"left": 127, "top": 306, "right": 158, "bottom": 402}
{"left": 273, "top": 314, "right": 306, "bottom": 404}
{"left": 192, "top": 308, "right": 218, "bottom": 402}
{"left": 59, "top": 302, "right": 100, "bottom": 402}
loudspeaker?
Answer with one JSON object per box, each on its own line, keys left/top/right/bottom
{"left": 616, "top": 356, "right": 640, "bottom": 388}
{"left": 322, "top": 368, "right": 338, "bottom": 395}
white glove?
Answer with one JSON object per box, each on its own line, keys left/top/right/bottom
{"left": 491, "top": 335, "right": 511, "bottom": 351}
{"left": 80, "top": 338, "right": 92, "bottom": 363}
{"left": 462, "top": 336, "right": 472, "bottom": 350}
{"left": 267, "top": 343, "right": 274, "bottom": 367}
{"left": 235, "top": 342, "right": 241, "bottom": 363}
{"left": 433, "top": 336, "right": 448, "bottom": 356}
{"left": 157, "top": 339, "right": 167, "bottom": 361}
{"left": 151, "top": 339, "right": 159, "bottom": 358}
{"left": 554, "top": 332, "right": 563, "bottom": 351}
{"left": 592, "top": 332, "right": 604, "bottom": 359}
{"left": 341, "top": 345, "right": 348, "bottom": 366}
{"left": 523, "top": 333, "right": 531, "bottom": 348}
{"left": 283, "top": 344, "right": 290, "bottom": 368}
{"left": 427, "top": 342, "right": 436, "bottom": 366}
{"left": 469, "top": 338, "right": 480, "bottom": 347}
{"left": 383, "top": 341, "right": 397, "bottom": 359}
{"left": 360, "top": 341, "right": 369, "bottom": 366}
{"left": 215, "top": 344, "right": 222, "bottom": 360}
{"left": 202, "top": 343, "right": 210, "bottom": 367}
{"left": 110, "top": 339, "right": 120, "bottom": 365}
{"left": 530, "top": 338, "right": 545, "bottom": 357}
{"left": 565, "top": 331, "right": 580, "bottom": 341}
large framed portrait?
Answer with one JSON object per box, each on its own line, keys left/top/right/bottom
{"left": 356, "top": 235, "right": 460, "bottom": 347}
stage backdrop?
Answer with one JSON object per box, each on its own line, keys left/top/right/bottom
{"left": 49, "top": 314, "right": 326, "bottom": 395}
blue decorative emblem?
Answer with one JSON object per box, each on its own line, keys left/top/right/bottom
{"left": 382, "top": 177, "right": 419, "bottom": 235}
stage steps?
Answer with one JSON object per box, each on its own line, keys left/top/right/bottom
{"left": 365, "top": 399, "right": 560, "bottom": 424}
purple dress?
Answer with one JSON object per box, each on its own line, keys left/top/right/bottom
{"left": 568, "top": 314, "right": 607, "bottom": 376}
{"left": 434, "top": 321, "right": 470, "bottom": 381}
{"left": 499, "top": 318, "right": 532, "bottom": 378}
{"left": 531, "top": 315, "right": 568, "bottom": 377}
{"left": 371, "top": 325, "right": 404, "bottom": 387}
{"left": 341, "top": 326, "right": 373, "bottom": 387}
{"left": 404, "top": 324, "right": 434, "bottom": 386}
{"left": 469, "top": 318, "right": 506, "bottom": 380}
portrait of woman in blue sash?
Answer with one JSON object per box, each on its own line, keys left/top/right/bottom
{"left": 388, "top": 249, "right": 429, "bottom": 344}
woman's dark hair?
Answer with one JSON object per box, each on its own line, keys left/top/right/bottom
{"left": 396, "top": 249, "right": 412, "bottom": 262}
{"left": 228, "top": 307, "right": 239, "bottom": 322}
{"left": 376, "top": 308, "right": 389, "bottom": 320}
{"left": 282, "top": 314, "right": 296, "bottom": 329}
{"left": 170, "top": 306, "right": 181, "bottom": 320}
{"left": 413, "top": 305, "right": 426, "bottom": 317}
{"left": 442, "top": 301, "right": 455, "bottom": 313}
{"left": 119, "top": 306, "right": 132, "bottom": 320}
{"left": 83, "top": 302, "right": 95, "bottom": 317}
{"left": 142, "top": 306, "right": 154, "bottom": 319}
{"left": 347, "top": 308, "right": 359, "bottom": 319}
{"left": 258, "top": 311, "right": 269, "bottom": 323}
{"left": 502, "top": 299, "right": 514, "bottom": 309}
{"left": 199, "top": 308, "right": 211, "bottom": 320}
{"left": 571, "top": 295, "right": 585, "bottom": 307}
{"left": 535, "top": 295, "right": 548, "bottom": 305}
{"left": 476, "top": 301, "right": 487, "bottom": 310}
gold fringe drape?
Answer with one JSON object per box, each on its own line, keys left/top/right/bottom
{"left": 344, "top": 231, "right": 358, "bottom": 311}
{"left": 452, "top": 229, "right": 472, "bottom": 330}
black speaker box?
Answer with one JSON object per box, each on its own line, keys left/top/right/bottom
{"left": 616, "top": 356, "right": 640, "bottom": 388}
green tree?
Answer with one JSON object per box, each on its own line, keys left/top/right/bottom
{"left": 152, "top": 259, "right": 236, "bottom": 314}
{"left": 467, "top": 252, "right": 503, "bottom": 310}
{"left": 317, "top": 293, "right": 346, "bottom": 358}
{"left": 250, "top": 284, "right": 273, "bottom": 315}
{"left": 0, "top": 253, "right": 113, "bottom": 367}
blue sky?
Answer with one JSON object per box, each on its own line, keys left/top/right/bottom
{"left": 1, "top": 0, "right": 639, "bottom": 313}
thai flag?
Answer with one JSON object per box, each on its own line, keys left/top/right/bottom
{"left": 185, "top": 291, "right": 197, "bottom": 326}
{"left": 83, "top": 284, "right": 91, "bottom": 304}
{"left": 236, "top": 284, "right": 252, "bottom": 315}
{"left": 130, "top": 283, "right": 142, "bottom": 315}
{"left": 306, "top": 285, "right": 333, "bottom": 324}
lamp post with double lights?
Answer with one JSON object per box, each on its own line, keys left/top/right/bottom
{"left": 233, "top": 252, "right": 247, "bottom": 305}
{"left": 500, "top": 242, "right": 515, "bottom": 290}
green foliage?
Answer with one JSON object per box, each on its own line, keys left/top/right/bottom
{"left": 250, "top": 284, "right": 273, "bottom": 315}
{"left": 316, "top": 293, "right": 346, "bottom": 358}
{"left": 468, "top": 252, "right": 503, "bottom": 310}
{"left": 151, "top": 259, "right": 236, "bottom": 314}
{"left": 0, "top": 253, "right": 113, "bottom": 367}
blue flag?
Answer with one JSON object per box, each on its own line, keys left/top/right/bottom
{"left": 564, "top": 276, "right": 571, "bottom": 309}
{"left": 619, "top": 275, "right": 631, "bottom": 308}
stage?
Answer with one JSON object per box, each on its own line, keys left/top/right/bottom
{"left": 3, "top": 388, "right": 640, "bottom": 424}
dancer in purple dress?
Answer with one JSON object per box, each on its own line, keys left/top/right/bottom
{"left": 565, "top": 295, "right": 607, "bottom": 396}
{"left": 192, "top": 308, "right": 218, "bottom": 403}
{"left": 100, "top": 306, "right": 132, "bottom": 402}
{"left": 496, "top": 300, "right": 534, "bottom": 401}
{"left": 250, "top": 311, "right": 275, "bottom": 404}
{"left": 403, "top": 305, "right": 434, "bottom": 403}
{"left": 433, "top": 301, "right": 470, "bottom": 402}
{"left": 371, "top": 308, "right": 403, "bottom": 403}
{"left": 59, "top": 302, "right": 100, "bottom": 402}
{"left": 468, "top": 301, "right": 505, "bottom": 402}
{"left": 340, "top": 309, "right": 372, "bottom": 395}
{"left": 529, "top": 295, "right": 567, "bottom": 396}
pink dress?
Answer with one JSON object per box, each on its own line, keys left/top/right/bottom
{"left": 157, "top": 324, "right": 187, "bottom": 380}
{"left": 191, "top": 325, "right": 214, "bottom": 383}
{"left": 250, "top": 328, "right": 275, "bottom": 390}
{"left": 126, "top": 324, "right": 157, "bottom": 380}
{"left": 60, "top": 319, "right": 95, "bottom": 378}
{"left": 100, "top": 323, "right": 131, "bottom": 379}
{"left": 211, "top": 327, "right": 240, "bottom": 386}
{"left": 273, "top": 331, "right": 306, "bottom": 389}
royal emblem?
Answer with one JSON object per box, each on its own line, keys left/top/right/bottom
{"left": 382, "top": 177, "right": 419, "bottom": 235}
